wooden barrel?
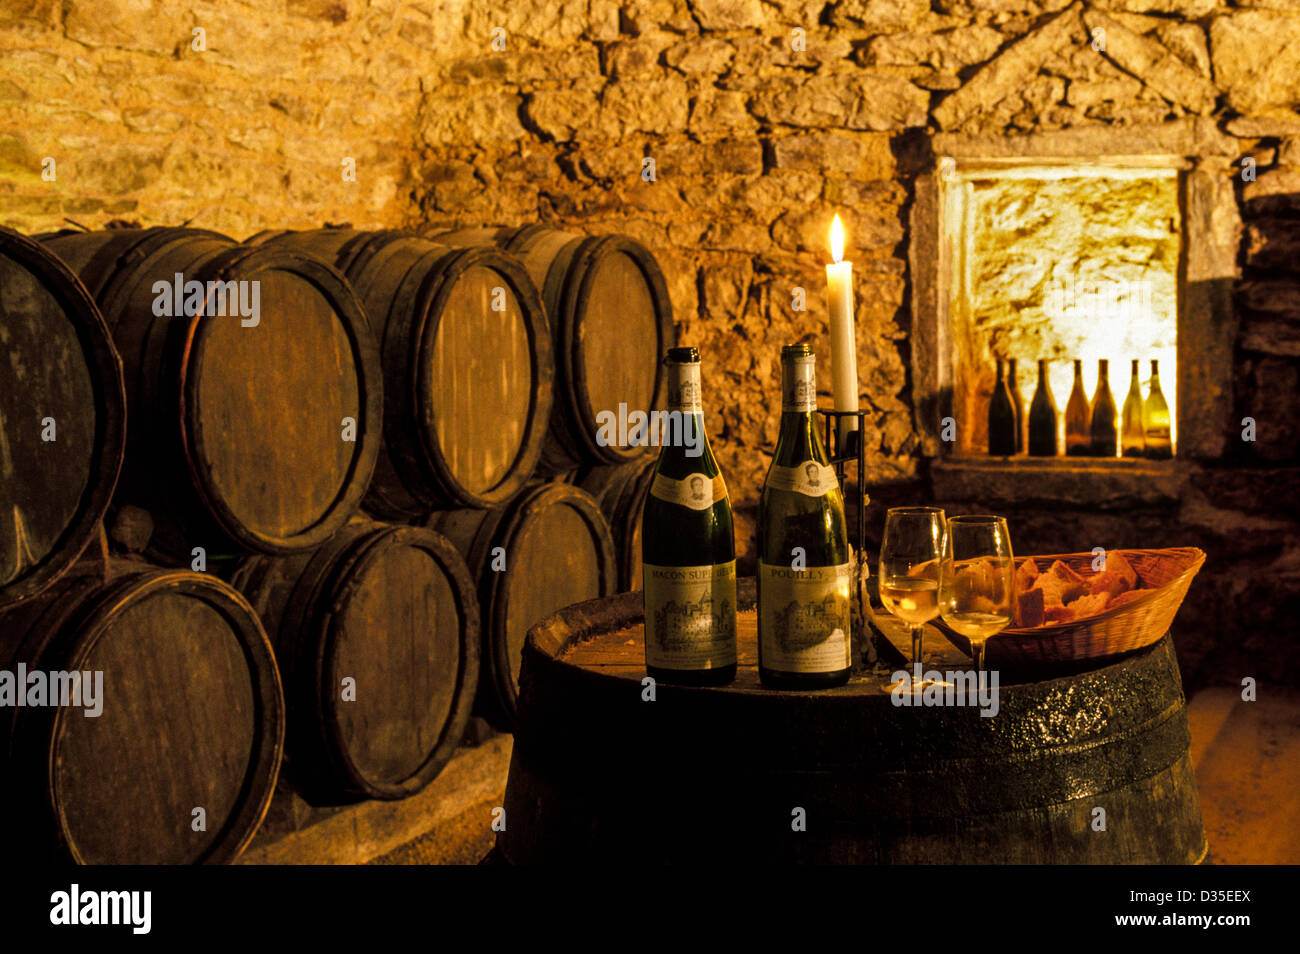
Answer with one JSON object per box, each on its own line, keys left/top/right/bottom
{"left": 432, "top": 226, "right": 674, "bottom": 473}
{"left": 41, "top": 228, "right": 381, "bottom": 561}
{"left": 251, "top": 228, "right": 553, "bottom": 516}
{"left": 231, "top": 520, "right": 480, "bottom": 804}
{"left": 498, "top": 579, "right": 1209, "bottom": 864}
{"left": 427, "top": 482, "right": 618, "bottom": 730}
{"left": 579, "top": 460, "right": 656, "bottom": 592}
{"left": 0, "top": 561, "right": 284, "bottom": 864}
{"left": 0, "top": 228, "right": 126, "bottom": 609}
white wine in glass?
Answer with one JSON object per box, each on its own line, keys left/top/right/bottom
{"left": 879, "top": 576, "right": 940, "bottom": 625}
{"left": 878, "top": 507, "right": 945, "bottom": 673}
{"left": 939, "top": 515, "right": 1015, "bottom": 671}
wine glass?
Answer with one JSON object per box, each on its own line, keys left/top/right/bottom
{"left": 878, "top": 507, "right": 946, "bottom": 674}
{"left": 938, "top": 515, "right": 1015, "bottom": 671}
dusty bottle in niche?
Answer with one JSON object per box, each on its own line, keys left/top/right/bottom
{"left": 1089, "top": 359, "right": 1118, "bottom": 458}
{"left": 987, "top": 358, "right": 1017, "bottom": 456}
{"left": 1028, "top": 359, "right": 1058, "bottom": 457}
{"left": 1007, "top": 358, "right": 1026, "bottom": 454}
{"left": 1064, "top": 359, "right": 1090, "bottom": 457}
{"left": 1143, "top": 359, "right": 1172, "bottom": 460}
{"left": 1121, "top": 359, "right": 1146, "bottom": 458}
{"left": 757, "top": 344, "right": 852, "bottom": 689}
{"left": 641, "top": 347, "right": 737, "bottom": 686}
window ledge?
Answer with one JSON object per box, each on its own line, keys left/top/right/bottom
{"left": 931, "top": 456, "right": 1189, "bottom": 509}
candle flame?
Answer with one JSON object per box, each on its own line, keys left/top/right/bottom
{"left": 829, "top": 214, "right": 845, "bottom": 264}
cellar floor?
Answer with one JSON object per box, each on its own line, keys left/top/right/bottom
{"left": 239, "top": 734, "right": 511, "bottom": 866}
{"left": 1186, "top": 684, "right": 1300, "bottom": 865}
{"left": 238, "top": 685, "right": 1299, "bottom": 865}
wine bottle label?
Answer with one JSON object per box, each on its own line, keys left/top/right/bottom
{"left": 644, "top": 562, "right": 738, "bottom": 670}
{"left": 781, "top": 353, "right": 817, "bottom": 412}
{"left": 758, "top": 562, "right": 853, "bottom": 673}
{"left": 666, "top": 361, "right": 702, "bottom": 414}
{"left": 650, "top": 472, "right": 728, "bottom": 511}
{"left": 765, "top": 462, "right": 839, "bottom": 497}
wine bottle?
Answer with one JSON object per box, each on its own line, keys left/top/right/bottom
{"left": 757, "top": 344, "right": 852, "bottom": 689}
{"left": 1120, "top": 359, "right": 1145, "bottom": 458}
{"left": 1028, "top": 359, "right": 1058, "bottom": 456}
{"left": 1064, "top": 359, "right": 1090, "bottom": 457}
{"left": 641, "top": 346, "right": 737, "bottom": 686}
{"left": 1143, "top": 359, "right": 1172, "bottom": 460}
{"left": 1089, "top": 358, "right": 1118, "bottom": 457}
{"left": 1008, "top": 358, "right": 1026, "bottom": 454}
{"left": 987, "top": 358, "right": 1017, "bottom": 456}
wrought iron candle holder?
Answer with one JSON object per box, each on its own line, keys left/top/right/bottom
{"left": 816, "top": 408, "right": 876, "bottom": 667}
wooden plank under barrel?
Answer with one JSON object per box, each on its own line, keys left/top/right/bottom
{"left": 498, "top": 579, "right": 1208, "bottom": 864}
{"left": 0, "top": 228, "right": 126, "bottom": 609}
{"left": 42, "top": 228, "right": 382, "bottom": 561}
{"left": 0, "top": 561, "right": 284, "bottom": 864}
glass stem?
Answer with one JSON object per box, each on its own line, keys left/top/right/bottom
{"left": 971, "top": 639, "right": 986, "bottom": 671}
{"left": 911, "top": 624, "right": 923, "bottom": 666}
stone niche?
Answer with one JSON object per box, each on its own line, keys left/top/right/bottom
{"left": 910, "top": 120, "right": 1242, "bottom": 469}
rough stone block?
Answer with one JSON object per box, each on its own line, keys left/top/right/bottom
{"left": 867, "top": 26, "right": 1005, "bottom": 69}
{"left": 691, "top": 0, "right": 766, "bottom": 29}
{"left": 751, "top": 74, "right": 929, "bottom": 131}
{"left": 598, "top": 74, "right": 690, "bottom": 138}
{"left": 771, "top": 130, "right": 895, "bottom": 177}
{"left": 831, "top": 0, "right": 934, "bottom": 30}
{"left": 932, "top": 3, "right": 1084, "bottom": 131}
{"left": 664, "top": 38, "right": 735, "bottom": 75}
{"left": 1211, "top": 12, "right": 1300, "bottom": 116}
{"left": 1083, "top": 10, "right": 1217, "bottom": 114}
{"left": 1153, "top": 21, "right": 1211, "bottom": 76}
{"left": 688, "top": 87, "right": 758, "bottom": 136}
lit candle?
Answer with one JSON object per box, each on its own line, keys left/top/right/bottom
{"left": 826, "top": 214, "right": 858, "bottom": 446}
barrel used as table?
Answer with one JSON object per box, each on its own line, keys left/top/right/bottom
{"left": 0, "top": 561, "right": 285, "bottom": 864}
{"left": 42, "top": 228, "right": 381, "bottom": 560}
{"left": 250, "top": 228, "right": 553, "bottom": 516}
{"left": 499, "top": 579, "right": 1208, "bottom": 864}
{"left": 231, "top": 520, "right": 480, "bottom": 804}
{"left": 432, "top": 225, "right": 674, "bottom": 474}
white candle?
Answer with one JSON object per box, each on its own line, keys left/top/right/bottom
{"left": 826, "top": 214, "right": 858, "bottom": 446}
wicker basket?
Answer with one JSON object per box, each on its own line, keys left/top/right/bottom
{"left": 947, "top": 547, "right": 1206, "bottom": 666}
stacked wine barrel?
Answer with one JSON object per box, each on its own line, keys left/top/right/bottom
{"left": 0, "top": 219, "right": 676, "bottom": 861}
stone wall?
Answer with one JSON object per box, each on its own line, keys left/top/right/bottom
{"left": 3, "top": 0, "right": 1299, "bottom": 687}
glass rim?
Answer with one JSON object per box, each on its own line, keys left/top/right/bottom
{"left": 885, "top": 506, "right": 945, "bottom": 515}
{"left": 947, "top": 514, "right": 1006, "bottom": 524}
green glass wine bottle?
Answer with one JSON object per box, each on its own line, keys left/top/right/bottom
{"left": 1064, "top": 359, "right": 1091, "bottom": 457}
{"left": 641, "top": 346, "right": 737, "bottom": 686}
{"left": 1028, "top": 358, "right": 1058, "bottom": 456}
{"left": 988, "top": 358, "right": 1017, "bottom": 456}
{"left": 1143, "top": 359, "right": 1173, "bottom": 460}
{"left": 1121, "top": 359, "right": 1146, "bottom": 458}
{"left": 757, "top": 344, "right": 852, "bottom": 690}
{"left": 1008, "top": 357, "right": 1026, "bottom": 454}
{"left": 1089, "top": 358, "right": 1118, "bottom": 457}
